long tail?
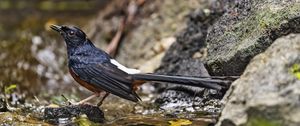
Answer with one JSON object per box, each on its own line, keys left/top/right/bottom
{"left": 131, "top": 74, "right": 238, "bottom": 90}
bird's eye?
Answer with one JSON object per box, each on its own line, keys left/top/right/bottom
{"left": 68, "top": 31, "right": 75, "bottom": 36}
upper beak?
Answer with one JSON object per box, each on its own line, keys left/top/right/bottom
{"left": 50, "top": 25, "right": 62, "bottom": 32}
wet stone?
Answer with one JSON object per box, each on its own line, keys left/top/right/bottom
{"left": 43, "top": 104, "right": 104, "bottom": 124}
{"left": 0, "top": 98, "right": 7, "bottom": 112}
{"left": 155, "top": 88, "right": 222, "bottom": 114}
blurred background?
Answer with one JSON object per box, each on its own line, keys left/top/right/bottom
{"left": 0, "top": 0, "right": 114, "bottom": 101}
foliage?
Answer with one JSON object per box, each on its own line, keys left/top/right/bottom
{"left": 168, "top": 119, "right": 192, "bottom": 126}
{"left": 290, "top": 64, "right": 300, "bottom": 80}
{"left": 246, "top": 116, "right": 281, "bottom": 126}
{"left": 75, "top": 115, "right": 99, "bottom": 126}
{"left": 4, "top": 84, "right": 17, "bottom": 94}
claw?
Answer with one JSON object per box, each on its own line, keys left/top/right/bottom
{"left": 97, "top": 93, "right": 110, "bottom": 106}
{"left": 61, "top": 94, "right": 75, "bottom": 105}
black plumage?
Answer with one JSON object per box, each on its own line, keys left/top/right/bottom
{"left": 50, "top": 25, "right": 235, "bottom": 103}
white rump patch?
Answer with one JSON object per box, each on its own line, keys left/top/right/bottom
{"left": 110, "top": 59, "right": 141, "bottom": 74}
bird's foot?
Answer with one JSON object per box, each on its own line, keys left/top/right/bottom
{"left": 62, "top": 93, "right": 100, "bottom": 106}
{"left": 97, "top": 93, "right": 110, "bottom": 107}
{"left": 61, "top": 94, "right": 77, "bottom": 105}
{"left": 70, "top": 101, "right": 87, "bottom": 106}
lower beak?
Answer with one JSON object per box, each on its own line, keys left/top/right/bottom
{"left": 50, "top": 25, "right": 62, "bottom": 32}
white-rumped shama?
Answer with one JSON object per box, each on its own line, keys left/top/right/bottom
{"left": 50, "top": 25, "right": 236, "bottom": 106}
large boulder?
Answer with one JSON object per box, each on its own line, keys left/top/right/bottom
{"left": 205, "top": 0, "right": 300, "bottom": 76}
{"left": 217, "top": 34, "right": 300, "bottom": 126}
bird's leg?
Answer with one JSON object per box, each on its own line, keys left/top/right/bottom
{"left": 74, "top": 93, "right": 100, "bottom": 105}
{"left": 61, "top": 94, "right": 74, "bottom": 105}
{"left": 97, "top": 92, "right": 110, "bottom": 106}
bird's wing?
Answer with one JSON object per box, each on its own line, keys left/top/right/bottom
{"left": 71, "top": 62, "right": 141, "bottom": 102}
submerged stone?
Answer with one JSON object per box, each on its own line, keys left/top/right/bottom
{"left": 44, "top": 104, "right": 104, "bottom": 124}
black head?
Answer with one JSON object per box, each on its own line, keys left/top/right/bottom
{"left": 50, "top": 25, "right": 87, "bottom": 47}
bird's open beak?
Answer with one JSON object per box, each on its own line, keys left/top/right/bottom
{"left": 50, "top": 25, "right": 62, "bottom": 32}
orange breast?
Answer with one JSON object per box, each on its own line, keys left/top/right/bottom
{"left": 69, "top": 68, "right": 102, "bottom": 93}
{"left": 132, "top": 80, "right": 146, "bottom": 91}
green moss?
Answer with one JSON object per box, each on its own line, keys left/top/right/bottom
{"left": 257, "top": 9, "right": 283, "bottom": 29}
{"left": 290, "top": 64, "right": 300, "bottom": 80}
{"left": 75, "top": 115, "right": 99, "bottom": 126}
{"left": 245, "top": 116, "right": 281, "bottom": 126}
{"left": 215, "top": 3, "right": 300, "bottom": 48}
{"left": 238, "top": 3, "right": 300, "bottom": 41}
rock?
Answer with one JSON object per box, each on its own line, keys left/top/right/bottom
{"left": 159, "top": 7, "right": 224, "bottom": 69}
{"left": 139, "top": 52, "right": 165, "bottom": 73}
{"left": 154, "top": 59, "right": 224, "bottom": 113}
{"left": 44, "top": 104, "right": 104, "bottom": 124}
{"left": 115, "top": 0, "right": 212, "bottom": 68}
{"left": 205, "top": 0, "right": 300, "bottom": 76}
{"left": 0, "top": 98, "right": 7, "bottom": 112}
{"left": 155, "top": 89, "right": 223, "bottom": 114}
{"left": 216, "top": 34, "right": 300, "bottom": 126}
{"left": 153, "top": 3, "right": 225, "bottom": 113}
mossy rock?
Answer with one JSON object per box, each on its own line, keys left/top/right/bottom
{"left": 205, "top": 0, "right": 300, "bottom": 76}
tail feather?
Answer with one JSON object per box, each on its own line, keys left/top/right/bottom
{"left": 132, "top": 74, "right": 236, "bottom": 90}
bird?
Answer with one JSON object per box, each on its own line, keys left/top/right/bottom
{"left": 50, "top": 25, "right": 237, "bottom": 106}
